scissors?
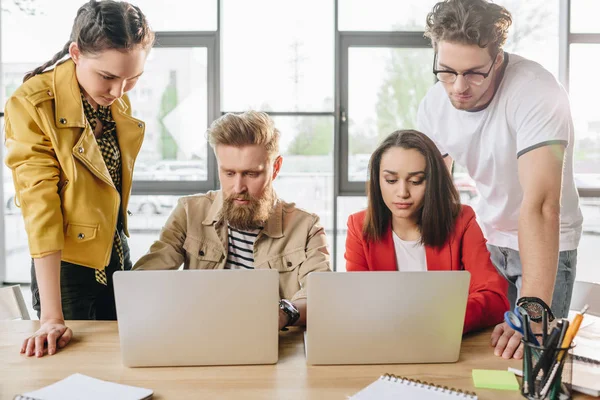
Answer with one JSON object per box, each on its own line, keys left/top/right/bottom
{"left": 504, "top": 307, "right": 540, "bottom": 346}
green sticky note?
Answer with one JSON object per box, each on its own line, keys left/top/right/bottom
{"left": 472, "top": 369, "right": 520, "bottom": 391}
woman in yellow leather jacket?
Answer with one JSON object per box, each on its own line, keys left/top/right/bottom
{"left": 4, "top": 0, "right": 154, "bottom": 357}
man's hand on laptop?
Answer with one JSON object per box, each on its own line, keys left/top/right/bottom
{"left": 490, "top": 322, "right": 523, "bottom": 359}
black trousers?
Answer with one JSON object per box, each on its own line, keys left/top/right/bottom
{"left": 31, "top": 231, "right": 132, "bottom": 321}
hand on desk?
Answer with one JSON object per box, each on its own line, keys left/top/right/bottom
{"left": 21, "top": 319, "right": 73, "bottom": 357}
{"left": 491, "top": 321, "right": 523, "bottom": 359}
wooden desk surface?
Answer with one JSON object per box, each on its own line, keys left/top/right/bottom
{"left": 0, "top": 321, "right": 593, "bottom": 400}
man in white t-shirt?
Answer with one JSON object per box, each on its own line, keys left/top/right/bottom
{"left": 417, "top": 0, "right": 583, "bottom": 359}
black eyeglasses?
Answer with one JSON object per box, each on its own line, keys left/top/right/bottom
{"left": 432, "top": 52, "right": 497, "bottom": 86}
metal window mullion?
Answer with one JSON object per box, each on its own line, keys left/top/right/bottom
{"left": 559, "top": 0, "right": 570, "bottom": 91}
{"left": 333, "top": 0, "right": 340, "bottom": 271}
{"left": 220, "top": 111, "right": 334, "bottom": 117}
{"left": 0, "top": 0, "right": 5, "bottom": 284}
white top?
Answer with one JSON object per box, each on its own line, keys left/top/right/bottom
{"left": 226, "top": 226, "right": 260, "bottom": 269}
{"left": 392, "top": 232, "right": 427, "bottom": 272}
{"left": 417, "top": 53, "right": 582, "bottom": 251}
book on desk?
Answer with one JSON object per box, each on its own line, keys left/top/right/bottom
{"left": 13, "top": 373, "right": 153, "bottom": 400}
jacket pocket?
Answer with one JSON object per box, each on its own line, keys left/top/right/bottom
{"left": 183, "top": 236, "right": 223, "bottom": 268}
{"left": 66, "top": 222, "right": 98, "bottom": 243}
{"left": 268, "top": 248, "right": 306, "bottom": 272}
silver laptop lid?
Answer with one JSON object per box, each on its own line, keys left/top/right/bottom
{"left": 114, "top": 269, "right": 279, "bottom": 367}
{"left": 306, "top": 271, "right": 470, "bottom": 365}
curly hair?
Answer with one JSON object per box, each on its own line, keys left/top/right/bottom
{"left": 424, "top": 0, "right": 512, "bottom": 55}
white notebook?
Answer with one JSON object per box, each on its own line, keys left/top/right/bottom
{"left": 14, "top": 373, "right": 153, "bottom": 400}
{"left": 350, "top": 374, "right": 478, "bottom": 400}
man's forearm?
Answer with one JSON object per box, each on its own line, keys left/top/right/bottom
{"left": 518, "top": 204, "right": 560, "bottom": 307}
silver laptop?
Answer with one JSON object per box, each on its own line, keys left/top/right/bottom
{"left": 113, "top": 269, "right": 279, "bottom": 367}
{"left": 305, "top": 271, "right": 470, "bottom": 365}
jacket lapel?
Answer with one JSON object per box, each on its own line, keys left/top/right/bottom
{"left": 72, "top": 126, "right": 114, "bottom": 188}
{"left": 112, "top": 97, "right": 145, "bottom": 216}
{"left": 53, "top": 59, "right": 114, "bottom": 188}
{"left": 425, "top": 241, "right": 454, "bottom": 271}
{"left": 369, "top": 226, "right": 398, "bottom": 271}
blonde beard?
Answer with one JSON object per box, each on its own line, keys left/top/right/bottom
{"left": 221, "top": 187, "right": 275, "bottom": 230}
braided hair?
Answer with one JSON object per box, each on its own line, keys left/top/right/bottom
{"left": 23, "top": 0, "right": 154, "bottom": 82}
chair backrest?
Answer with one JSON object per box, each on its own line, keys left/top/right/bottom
{"left": 0, "top": 285, "right": 30, "bottom": 320}
{"left": 570, "top": 281, "right": 600, "bottom": 317}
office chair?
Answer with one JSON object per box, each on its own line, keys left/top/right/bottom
{"left": 0, "top": 285, "right": 30, "bottom": 320}
{"left": 570, "top": 281, "right": 600, "bottom": 317}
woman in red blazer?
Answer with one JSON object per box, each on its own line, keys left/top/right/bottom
{"left": 345, "top": 130, "right": 509, "bottom": 334}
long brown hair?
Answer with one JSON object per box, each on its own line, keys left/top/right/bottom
{"left": 23, "top": 0, "right": 154, "bottom": 82}
{"left": 363, "top": 130, "right": 461, "bottom": 248}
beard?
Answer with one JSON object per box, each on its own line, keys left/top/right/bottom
{"left": 221, "top": 187, "right": 275, "bottom": 230}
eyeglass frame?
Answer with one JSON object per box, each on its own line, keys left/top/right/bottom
{"left": 432, "top": 51, "right": 498, "bottom": 85}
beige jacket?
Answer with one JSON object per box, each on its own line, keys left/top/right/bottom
{"left": 133, "top": 191, "right": 331, "bottom": 301}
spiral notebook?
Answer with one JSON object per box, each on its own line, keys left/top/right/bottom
{"left": 350, "top": 374, "right": 478, "bottom": 399}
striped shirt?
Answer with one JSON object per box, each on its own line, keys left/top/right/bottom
{"left": 226, "top": 226, "right": 261, "bottom": 269}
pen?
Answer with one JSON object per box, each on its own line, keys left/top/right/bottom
{"left": 538, "top": 319, "right": 569, "bottom": 396}
{"left": 539, "top": 305, "right": 589, "bottom": 398}
{"left": 542, "top": 307, "right": 548, "bottom": 346}
{"left": 558, "top": 304, "right": 589, "bottom": 361}
{"left": 530, "top": 323, "right": 562, "bottom": 382}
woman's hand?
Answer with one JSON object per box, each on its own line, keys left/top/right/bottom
{"left": 21, "top": 319, "right": 73, "bottom": 357}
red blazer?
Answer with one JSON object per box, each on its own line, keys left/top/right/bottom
{"left": 345, "top": 205, "right": 509, "bottom": 334}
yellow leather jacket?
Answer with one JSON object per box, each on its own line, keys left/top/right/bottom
{"left": 4, "top": 59, "right": 145, "bottom": 269}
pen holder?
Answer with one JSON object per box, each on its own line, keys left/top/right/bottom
{"left": 521, "top": 338, "right": 575, "bottom": 400}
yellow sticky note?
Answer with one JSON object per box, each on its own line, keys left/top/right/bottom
{"left": 472, "top": 369, "right": 520, "bottom": 391}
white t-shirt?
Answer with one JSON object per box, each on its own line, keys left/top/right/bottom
{"left": 417, "top": 53, "right": 582, "bottom": 252}
{"left": 392, "top": 232, "right": 427, "bottom": 271}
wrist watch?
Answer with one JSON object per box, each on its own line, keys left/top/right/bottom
{"left": 516, "top": 297, "right": 555, "bottom": 323}
{"left": 279, "top": 299, "right": 300, "bottom": 331}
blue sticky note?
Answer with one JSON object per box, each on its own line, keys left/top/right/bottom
{"left": 472, "top": 369, "right": 520, "bottom": 391}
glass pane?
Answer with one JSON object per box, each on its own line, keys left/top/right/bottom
{"left": 3, "top": 164, "right": 29, "bottom": 283}
{"left": 338, "top": 0, "right": 439, "bottom": 31}
{"left": 498, "top": 0, "right": 559, "bottom": 78}
{"left": 132, "top": 0, "right": 217, "bottom": 31}
{"left": 222, "top": 0, "right": 334, "bottom": 112}
{"left": 127, "top": 195, "right": 179, "bottom": 261}
{"left": 570, "top": 41, "right": 600, "bottom": 271}
{"left": 129, "top": 47, "right": 208, "bottom": 181}
{"left": 336, "top": 196, "right": 368, "bottom": 271}
{"left": 570, "top": 0, "right": 600, "bottom": 33}
{"left": 569, "top": 44, "right": 600, "bottom": 184}
{"left": 270, "top": 116, "right": 334, "bottom": 241}
{"left": 347, "top": 48, "right": 434, "bottom": 181}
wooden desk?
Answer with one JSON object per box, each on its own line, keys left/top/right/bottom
{"left": 0, "top": 321, "right": 593, "bottom": 399}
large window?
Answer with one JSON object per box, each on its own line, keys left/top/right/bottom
{"left": 130, "top": 47, "right": 209, "bottom": 182}
{"left": 221, "top": 0, "right": 334, "bottom": 112}
{"left": 1, "top": 0, "right": 598, "bottom": 285}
